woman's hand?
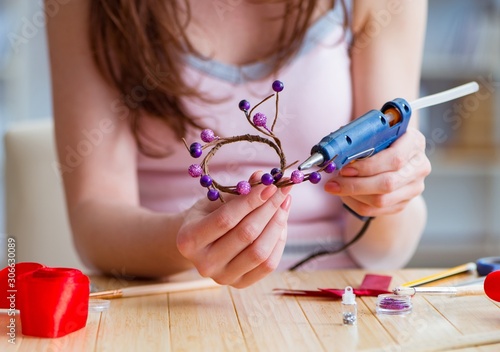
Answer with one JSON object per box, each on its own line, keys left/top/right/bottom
{"left": 324, "top": 127, "right": 431, "bottom": 218}
{"left": 176, "top": 174, "right": 292, "bottom": 288}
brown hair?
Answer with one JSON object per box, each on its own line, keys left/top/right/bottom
{"left": 89, "top": 1, "right": 343, "bottom": 153}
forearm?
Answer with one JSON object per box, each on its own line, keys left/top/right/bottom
{"left": 70, "top": 199, "right": 193, "bottom": 278}
{"left": 345, "top": 195, "right": 427, "bottom": 269}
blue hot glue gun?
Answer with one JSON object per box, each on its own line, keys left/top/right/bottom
{"left": 298, "top": 82, "right": 480, "bottom": 220}
{"left": 298, "top": 98, "right": 412, "bottom": 172}
{"left": 299, "top": 82, "right": 480, "bottom": 172}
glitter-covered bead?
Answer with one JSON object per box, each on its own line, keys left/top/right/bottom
{"left": 236, "top": 181, "right": 251, "bottom": 195}
{"left": 189, "top": 142, "right": 202, "bottom": 158}
{"left": 291, "top": 170, "right": 304, "bottom": 184}
{"left": 207, "top": 189, "right": 220, "bottom": 201}
{"left": 200, "top": 175, "right": 213, "bottom": 187}
{"left": 261, "top": 173, "right": 274, "bottom": 186}
{"left": 272, "top": 80, "right": 284, "bottom": 92}
{"left": 239, "top": 100, "right": 251, "bottom": 112}
{"left": 252, "top": 112, "right": 267, "bottom": 127}
{"left": 188, "top": 164, "right": 203, "bottom": 177}
{"left": 324, "top": 162, "right": 337, "bottom": 173}
{"left": 308, "top": 172, "right": 321, "bottom": 184}
{"left": 200, "top": 129, "right": 216, "bottom": 143}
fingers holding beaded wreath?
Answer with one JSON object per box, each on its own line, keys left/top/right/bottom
{"left": 183, "top": 80, "right": 337, "bottom": 202}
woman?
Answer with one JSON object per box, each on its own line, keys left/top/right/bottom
{"left": 46, "top": 0, "right": 430, "bottom": 287}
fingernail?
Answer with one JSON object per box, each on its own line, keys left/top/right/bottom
{"left": 250, "top": 171, "right": 264, "bottom": 183}
{"left": 340, "top": 167, "right": 358, "bottom": 176}
{"left": 280, "top": 195, "right": 292, "bottom": 211}
{"left": 325, "top": 181, "right": 341, "bottom": 194}
{"left": 260, "top": 185, "right": 277, "bottom": 201}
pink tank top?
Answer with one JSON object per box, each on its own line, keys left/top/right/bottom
{"left": 137, "top": 4, "right": 356, "bottom": 270}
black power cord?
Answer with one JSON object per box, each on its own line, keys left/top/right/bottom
{"left": 287, "top": 216, "right": 373, "bottom": 271}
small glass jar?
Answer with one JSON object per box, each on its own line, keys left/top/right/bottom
{"left": 376, "top": 294, "right": 412, "bottom": 315}
{"left": 342, "top": 286, "right": 357, "bottom": 325}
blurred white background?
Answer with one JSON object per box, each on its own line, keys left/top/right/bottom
{"left": 1, "top": 1, "right": 54, "bottom": 267}
{"left": 1, "top": 0, "right": 499, "bottom": 268}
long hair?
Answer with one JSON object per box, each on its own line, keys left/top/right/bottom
{"left": 89, "top": 1, "right": 343, "bottom": 154}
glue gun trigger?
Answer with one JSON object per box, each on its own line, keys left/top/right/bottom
{"left": 346, "top": 148, "right": 375, "bottom": 163}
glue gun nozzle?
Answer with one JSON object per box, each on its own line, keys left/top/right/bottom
{"left": 298, "top": 153, "right": 324, "bottom": 171}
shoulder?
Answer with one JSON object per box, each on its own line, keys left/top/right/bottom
{"left": 351, "top": 0, "right": 427, "bottom": 34}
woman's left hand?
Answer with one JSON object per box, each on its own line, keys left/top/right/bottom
{"left": 324, "top": 127, "right": 431, "bottom": 217}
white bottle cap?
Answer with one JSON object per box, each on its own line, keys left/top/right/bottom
{"left": 342, "top": 286, "right": 356, "bottom": 304}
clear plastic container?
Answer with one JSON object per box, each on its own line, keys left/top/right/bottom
{"left": 376, "top": 294, "right": 412, "bottom": 315}
{"left": 89, "top": 299, "right": 111, "bottom": 312}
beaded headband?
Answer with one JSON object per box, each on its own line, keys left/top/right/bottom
{"left": 184, "top": 80, "right": 336, "bottom": 202}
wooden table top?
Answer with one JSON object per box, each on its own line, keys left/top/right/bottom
{"left": 1, "top": 268, "right": 499, "bottom": 351}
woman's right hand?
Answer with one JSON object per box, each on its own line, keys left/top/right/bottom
{"left": 176, "top": 176, "right": 292, "bottom": 288}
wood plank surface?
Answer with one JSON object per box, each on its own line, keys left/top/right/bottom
{"left": 1, "top": 269, "right": 499, "bottom": 351}
{"left": 230, "top": 270, "right": 323, "bottom": 351}
{"left": 168, "top": 285, "right": 241, "bottom": 351}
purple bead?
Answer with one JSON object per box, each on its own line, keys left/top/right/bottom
{"left": 272, "top": 80, "right": 284, "bottom": 92}
{"left": 324, "top": 162, "right": 337, "bottom": 173}
{"left": 200, "top": 129, "right": 216, "bottom": 143}
{"left": 308, "top": 171, "right": 321, "bottom": 184}
{"left": 236, "top": 181, "right": 251, "bottom": 195}
{"left": 207, "top": 189, "right": 220, "bottom": 201}
{"left": 188, "top": 164, "right": 203, "bottom": 177}
{"left": 189, "top": 142, "right": 202, "bottom": 158}
{"left": 190, "top": 142, "right": 201, "bottom": 150}
{"left": 261, "top": 173, "right": 274, "bottom": 186}
{"left": 239, "top": 100, "right": 251, "bottom": 112}
{"left": 270, "top": 168, "right": 283, "bottom": 181}
{"left": 200, "top": 175, "right": 213, "bottom": 187}
{"left": 190, "top": 148, "right": 202, "bottom": 158}
{"left": 252, "top": 112, "right": 267, "bottom": 127}
{"left": 290, "top": 170, "right": 304, "bottom": 184}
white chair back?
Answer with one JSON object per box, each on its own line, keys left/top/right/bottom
{"left": 4, "top": 119, "right": 87, "bottom": 271}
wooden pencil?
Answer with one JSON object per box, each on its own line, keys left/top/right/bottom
{"left": 400, "top": 262, "right": 477, "bottom": 288}
{"left": 89, "top": 278, "right": 220, "bottom": 299}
